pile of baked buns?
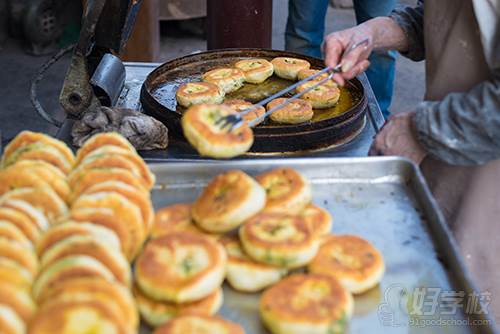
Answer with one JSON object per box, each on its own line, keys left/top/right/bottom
{"left": 0, "top": 131, "right": 74, "bottom": 334}
{"left": 148, "top": 167, "right": 385, "bottom": 334}
{"left": 0, "top": 131, "right": 385, "bottom": 334}
{"left": 0, "top": 131, "right": 156, "bottom": 334}
{"left": 177, "top": 57, "right": 341, "bottom": 158}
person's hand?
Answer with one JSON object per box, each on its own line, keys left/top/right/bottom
{"left": 369, "top": 111, "right": 428, "bottom": 165}
{"left": 323, "top": 24, "right": 375, "bottom": 86}
{"left": 323, "top": 17, "right": 410, "bottom": 86}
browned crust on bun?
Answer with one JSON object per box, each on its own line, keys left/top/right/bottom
{"left": 0, "top": 282, "right": 36, "bottom": 322}
{"left": 5, "top": 161, "right": 70, "bottom": 202}
{"left": 2, "top": 131, "right": 75, "bottom": 168}
{"left": 234, "top": 58, "right": 274, "bottom": 84}
{"left": 0, "top": 304, "right": 25, "bottom": 334}
{"left": 0, "top": 200, "right": 48, "bottom": 233}
{"left": 153, "top": 315, "right": 244, "bottom": 334}
{"left": 308, "top": 234, "right": 385, "bottom": 293}
{"left": 134, "top": 285, "right": 222, "bottom": 327}
{"left": 32, "top": 255, "right": 116, "bottom": 301}
{"left": 266, "top": 98, "right": 313, "bottom": 124}
{"left": 256, "top": 168, "right": 312, "bottom": 214}
{"left": 36, "top": 221, "right": 120, "bottom": 257}
{"left": 297, "top": 69, "right": 338, "bottom": 87}
{"left": 181, "top": 104, "right": 253, "bottom": 158}
{"left": 67, "top": 208, "right": 133, "bottom": 260}
{"left": 77, "top": 153, "right": 140, "bottom": 177}
{"left": 300, "top": 204, "right": 332, "bottom": 238}
{"left": 72, "top": 192, "right": 145, "bottom": 260}
{"left": 3, "top": 143, "right": 72, "bottom": 174}
{"left": 135, "top": 232, "right": 226, "bottom": 303}
{"left": 202, "top": 68, "right": 245, "bottom": 94}
{"left": 40, "top": 235, "right": 130, "bottom": 286}
{"left": 28, "top": 299, "right": 129, "bottom": 334}
{"left": 223, "top": 99, "right": 266, "bottom": 126}
{"left": 0, "top": 239, "right": 38, "bottom": 275}
{"left": 0, "top": 167, "right": 52, "bottom": 197}
{"left": 176, "top": 82, "right": 224, "bottom": 108}
{"left": 220, "top": 235, "right": 286, "bottom": 273}
{"left": 83, "top": 181, "right": 153, "bottom": 235}
{"left": 0, "top": 187, "right": 67, "bottom": 223}
{"left": 239, "top": 212, "right": 319, "bottom": 269}
{"left": 260, "top": 273, "right": 353, "bottom": 325}
{"left": 0, "top": 207, "right": 41, "bottom": 243}
{"left": 75, "top": 132, "right": 136, "bottom": 163}
{"left": 220, "top": 235, "right": 276, "bottom": 269}
{"left": 36, "top": 277, "right": 137, "bottom": 329}
{"left": 192, "top": 170, "right": 266, "bottom": 233}
{"left": 152, "top": 203, "right": 200, "bottom": 238}
{"left": 0, "top": 222, "right": 32, "bottom": 248}
{"left": 295, "top": 81, "right": 341, "bottom": 109}
{"left": 0, "top": 258, "right": 34, "bottom": 288}
{"left": 69, "top": 168, "right": 148, "bottom": 201}
{"left": 239, "top": 212, "right": 312, "bottom": 250}
{"left": 76, "top": 146, "right": 155, "bottom": 190}
{"left": 271, "top": 57, "right": 310, "bottom": 80}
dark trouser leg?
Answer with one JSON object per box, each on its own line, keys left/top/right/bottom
{"left": 285, "top": 0, "right": 329, "bottom": 58}
{"left": 353, "top": 0, "right": 397, "bottom": 117}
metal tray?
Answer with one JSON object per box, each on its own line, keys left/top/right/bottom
{"left": 148, "top": 157, "right": 496, "bottom": 334}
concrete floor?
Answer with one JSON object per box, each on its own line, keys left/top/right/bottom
{"left": 0, "top": 0, "right": 424, "bottom": 145}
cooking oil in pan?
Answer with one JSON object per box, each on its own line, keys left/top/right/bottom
{"left": 226, "top": 76, "right": 291, "bottom": 102}
{"left": 311, "top": 86, "right": 357, "bottom": 122}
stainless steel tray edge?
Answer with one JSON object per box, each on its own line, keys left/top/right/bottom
{"left": 408, "top": 161, "right": 498, "bottom": 333}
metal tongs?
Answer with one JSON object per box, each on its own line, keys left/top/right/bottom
{"left": 216, "top": 38, "right": 370, "bottom": 132}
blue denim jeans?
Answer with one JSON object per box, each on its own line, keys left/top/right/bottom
{"left": 285, "top": 0, "right": 397, "bottom": 117}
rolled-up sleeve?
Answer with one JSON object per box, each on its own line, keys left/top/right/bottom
{"left": 414, "top": 70, "right": 500, "bottom": 165}
{"left": 389, "top": 0, "right": 425, "bottom": 61}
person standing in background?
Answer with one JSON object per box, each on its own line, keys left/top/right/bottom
{"left": 285, "top": 0, "right": 397, "bottom": 117}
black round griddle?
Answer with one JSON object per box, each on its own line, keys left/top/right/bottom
{"left": 140, "top": 49, "right": 367, "bottom": 154}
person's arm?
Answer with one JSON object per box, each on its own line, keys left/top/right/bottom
{"left": 388, "top": 0, "right": 425, "bottom": 61}
{"left": 323, "top": 1, "right": 424, "bottom": 85}
{"left": 414, "top": 70, "right": 500, "bottom": 165}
